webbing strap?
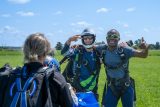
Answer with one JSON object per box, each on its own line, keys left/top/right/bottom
{"left": 102, "top": 46, "right": 128, "bottom": 71}
{"left": 10, "top": 77, "right": 36, "bottom": 107}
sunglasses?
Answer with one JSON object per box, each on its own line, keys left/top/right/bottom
{"left": 106, "top": 34, "right": 119, "bottom": 39}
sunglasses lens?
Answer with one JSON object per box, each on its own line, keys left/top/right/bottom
{"left": 107, "top": 34, "right": 119, "bottom": 39}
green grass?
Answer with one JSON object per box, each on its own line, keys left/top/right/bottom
{"left": 0, "top": 50, "right": 160, "bottom": 107}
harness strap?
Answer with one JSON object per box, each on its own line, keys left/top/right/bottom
{"left": 10, "top": 77, "right": 36, "bottom": 107}
{"left": 102, "top": 46, "right": 128, "bottom": 71}
{"left": 73, "top": 46, "right": 100, "bottom": 92}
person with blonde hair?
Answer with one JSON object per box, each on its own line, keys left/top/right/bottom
{"left": 0, "top": 33, "right": 74, "bottom": 107}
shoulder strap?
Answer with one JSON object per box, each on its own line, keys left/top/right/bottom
{"left": 0, "top": 63, "right": 13, "bottom": 76}
{"left": 43, "top": 67, "right": 54, "bottom": 107}
{"left": 101, "top": 45, "right": 108, "bottom": 64}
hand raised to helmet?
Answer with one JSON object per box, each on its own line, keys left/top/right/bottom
{"left": 69, "top": 35, "right": 81, "bottom": 42}
{"left": 67, "top": 35, "right": 81, "bottom": 44}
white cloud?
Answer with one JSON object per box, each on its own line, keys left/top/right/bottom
{"left": 1, "top": 25, "right": 19, "bottom": 34}
{"left": 58, "top": 30, "right": 64, "bottom": 33}
{"left": 96, "top": 8, "right": 109, "bottom": 13}
{"left": 143, "top": 28, "right": 149, "bottom": 32}
{"left": 124, "top": 31, "right": 134, "bottom": 37}
{"left": 71, "top": 21, "right": 92, "bottom": 27}
{"left": 1, "top": 14, "right": 11, "bottom": 18}
{"left": 8, "top": 0, "right": 31, "bottom": 4}
{"left": 98, "top": 27, "right": 105, "bottom": 31}
{"left": 54, "top": 11, "right": 63, "bottom": 15}
{"left": 123, "top": 24, "right": 129, "bottom": 28}
{"left": 126, "top": 7, "right": 136, "bottom": 12}
{"left": 116, "top": 21, "right": 129, "bottom": 28}
{"left": 16, "top": 11, "right": 35, "bottom": 16}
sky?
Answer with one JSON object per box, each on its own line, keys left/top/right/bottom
{"left": 0, "top": 0, "right": 160, "bottom": 47}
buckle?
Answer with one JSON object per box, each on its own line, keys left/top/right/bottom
{"left": 108, "top": 81, "right": 111, "bottom": 86}
{"left": 125, "top": 82, "right": 130, "bottom": 87}
{"left": 70, "top": 78, "right": 74, "bottom": 82}
{"left": 123, "top": 63, "right": 127, "bottom": 68}
{"left": 77, "top": 64, "right": 81, "bottom": 68}
{"left": 83, "top": 60, "right": 88, "bottom": 66}
{"left": 118, "top": 47, "right": 123, "bottom": 54}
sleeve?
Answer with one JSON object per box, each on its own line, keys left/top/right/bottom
{"left": 50, "top": 72, "right": 74, "bottom": 107}
{"left": 124, "top": 47, "right": 135, "bottom": 59}
{"left": 60, "top": 83, "right": 75, "bottom": 107}
{"left": 61, "top": 42, "right": 70, "bottom": 55}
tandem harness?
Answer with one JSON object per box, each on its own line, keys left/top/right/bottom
{"left": 101, "top": 46, "right": 136, "bottom": 100}
{"left": 61, "top": 45, "right": 101, "bottom": 94}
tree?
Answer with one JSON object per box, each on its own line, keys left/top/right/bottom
{"left": 155, "top": 42, "right": 160, "bottom": 50}
{"left": 55, "top": 42, "right": 63, "bottom": 50}
{"left": 149, "top": 44, "right": 155, "bottom": 50}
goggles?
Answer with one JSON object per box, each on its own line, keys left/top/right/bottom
{"left": 82, "top": 36, "right": 94, "bottom": 41}
{"left": 106, "top": 34, "right": 119, "bottom": 39}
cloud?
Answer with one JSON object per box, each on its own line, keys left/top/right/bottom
{"left": 126, "top": 7, "right": 136, "bottom": 12}
{"left": 1, "top": 14, "right": 11, "bottom": 18}
{"left": 0, "top": 25, "right": 27, "bottom": 46}
{"left": 8, "top": 0, "right": 31, "bottom": 4}
{"left": 71, "top": 21, "right": 92, "bottom": 27}
{"left": 0, "top": 25, "right": 20, "bottom": 34}
{"left": 16, "top": 11, "right": 35, "bottom": 16}
{"left": 124, "top": 31, "right": 134, "bottom": 37}
{"left": 58, "top": 30, "right": 64, "bottom": 33}
{"left": 54, "top": 11, "right": 63, "bottom": 15}
{"left": 96, "top": 8, "right": 109, "bottom": 13}
{"left": 143, "top": 28, "right": 149, "bottom": 32}
{"left": 97, "top": 27, "right": 105, "bottom": 31}
{"left": 116, "top": 21, "right": 129, "bottom": 28}
{"left": 123, "top": 24, "right": 129, "bottom": 28}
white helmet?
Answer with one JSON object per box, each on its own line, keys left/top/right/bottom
{"left": 81, "top": 28, "right": 96, "bottom": 49}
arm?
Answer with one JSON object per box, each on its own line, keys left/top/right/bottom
{"left": 61, "top": 35, "right": 81, "bottom": 55}
{"left": 61, "top": 83, "right": 75, "bottom": 107}
{"left": 133, "top": 47, "right": 149, "bottom": 58}
{"left": 50, "top": 72, "right": 74, "bottom": 107}
{"left": 0, "top": 76, "right": 8, "bottom": 105}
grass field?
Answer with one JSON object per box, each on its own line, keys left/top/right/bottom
{"left": 0, "top": 49, "right": 160, "bottom": 107}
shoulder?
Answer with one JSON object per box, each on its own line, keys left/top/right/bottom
{"left": 120, "top": 46, "right": 135, "bottom": 53}
{"left": 94, "top": 44, "right": 108, "bottom": 54}
{"left": 95, "top": 44, "right": 108, "bottom": 51}
{"left": 118, "top": 46, "right": 135, "bottom": 58}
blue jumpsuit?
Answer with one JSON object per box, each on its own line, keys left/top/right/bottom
{"left": 61, "top": 43, "right": 101, "bottom": 97}
{"left": 97, "top": 45, "right": 135, "bottom": 107}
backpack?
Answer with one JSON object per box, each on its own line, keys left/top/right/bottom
{"left": 0, "top": 64, "right": 67, "bottom": 107}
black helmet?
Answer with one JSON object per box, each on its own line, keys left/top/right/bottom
{"left": 106, "top": 29, "right": 120, "bottom": 39}
{"left": 81, "top": 28, "right": 96, "bottom": 48}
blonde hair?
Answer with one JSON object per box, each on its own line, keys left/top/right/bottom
{"left": 23, "top": 33, "right": 51, "bottom": 63}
